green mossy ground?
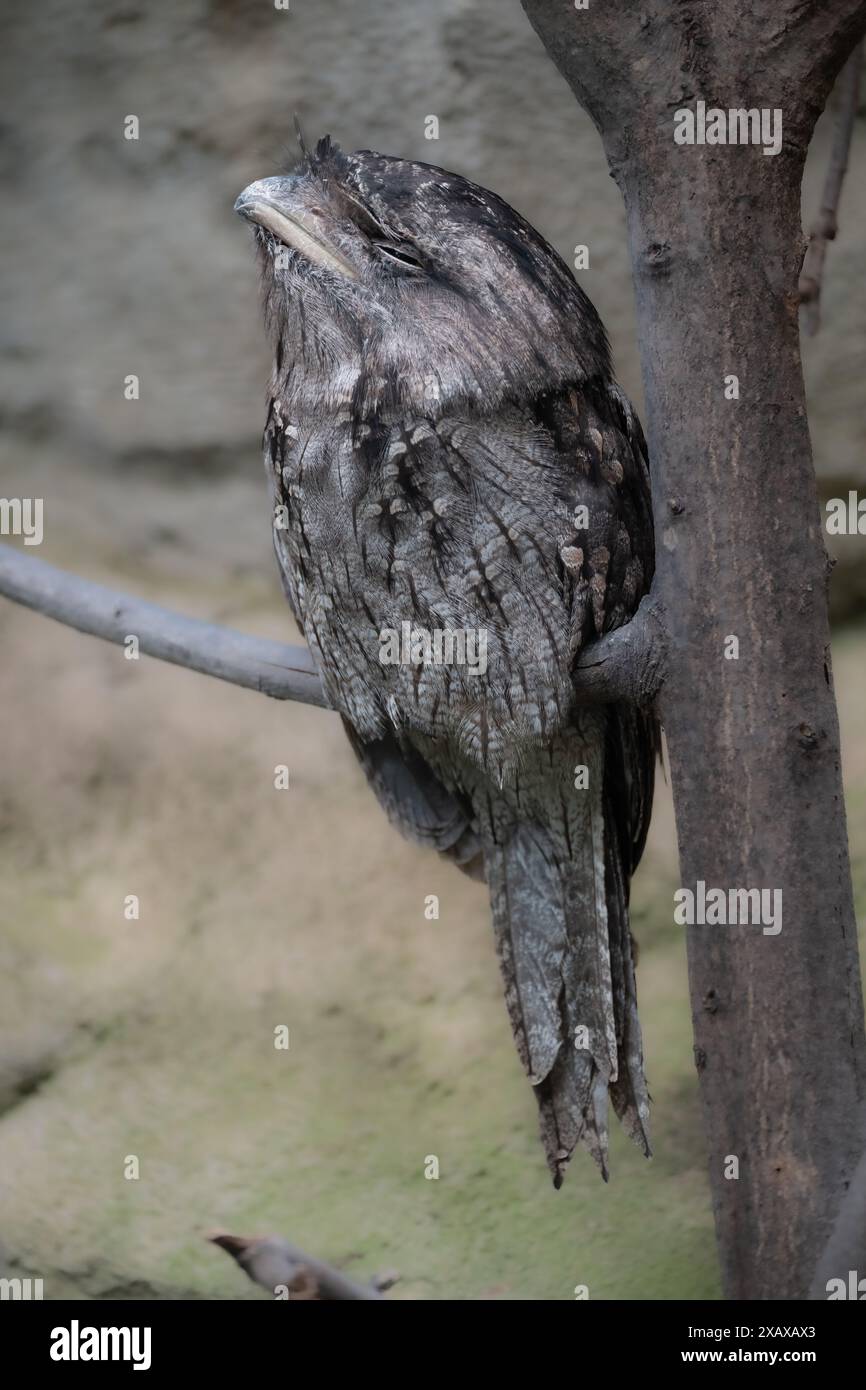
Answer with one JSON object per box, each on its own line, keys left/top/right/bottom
{"left": 1, "top": 568, "right": 863, "bottom": 1299}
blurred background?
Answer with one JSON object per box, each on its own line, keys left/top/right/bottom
{"left": 0, "top": 0, "right": 863, "bottom": 1300}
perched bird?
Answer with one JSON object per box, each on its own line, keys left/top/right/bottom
{"left": 236, "top": 137, "right": 657, "bottom": 1184}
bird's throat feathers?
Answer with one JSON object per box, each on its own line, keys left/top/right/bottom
{"left": 252, "top": 141, "right": 613, "bottom": 426}
{"left": 266, "top": 291, "right": 605, "bottom": 429}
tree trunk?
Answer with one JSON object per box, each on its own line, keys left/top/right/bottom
{"left": 522, "top": 0, "right": 866, "bottom": 1299}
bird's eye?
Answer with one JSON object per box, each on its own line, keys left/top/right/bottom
{"left": 374, "top": 242, "right": 424, "bottom": 270}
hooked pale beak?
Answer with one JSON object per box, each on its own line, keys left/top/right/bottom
{"left": 234, "top": 177, "right": 358, "bottom": 280}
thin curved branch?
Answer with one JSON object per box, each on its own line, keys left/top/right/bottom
{"left": 799, "top": 44, "right": 863, "bottom": 334}
{"left": 0, "top": 543, "right": 666, "bottom": 710}
{"left": 0, "top": 543, "right": 329, "bottom": 709}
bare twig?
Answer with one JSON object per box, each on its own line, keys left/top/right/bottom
{"left": 0, "top": 543, "right": 329, "bottom": 709}
{"left": 209, "top": 1231, "right": 387, "bottom": 1300}
{"left": 0, "top": 542, "right": 666, "bottom": 710}
{"left": 799, "top": 44, "right": 863, "bottom": 334}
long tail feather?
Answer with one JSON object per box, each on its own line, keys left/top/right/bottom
{"left": 481, "top": 713, "right": 652, "bottom": 1183}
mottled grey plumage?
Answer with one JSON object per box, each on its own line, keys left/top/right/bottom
{"left": 236, "top": 138, "right": 658, "bottom": 1183}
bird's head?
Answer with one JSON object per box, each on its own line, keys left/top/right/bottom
{"left": 235, "top": 136, "right": 610, "bottom": 417}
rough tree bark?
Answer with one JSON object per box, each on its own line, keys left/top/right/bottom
{"left": 521, "top": 0, "right": 866, "bottom": 1299}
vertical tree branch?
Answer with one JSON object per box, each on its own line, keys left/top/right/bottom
{"left": 522, "top": 0, "right": 866, "bottom": 1299}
